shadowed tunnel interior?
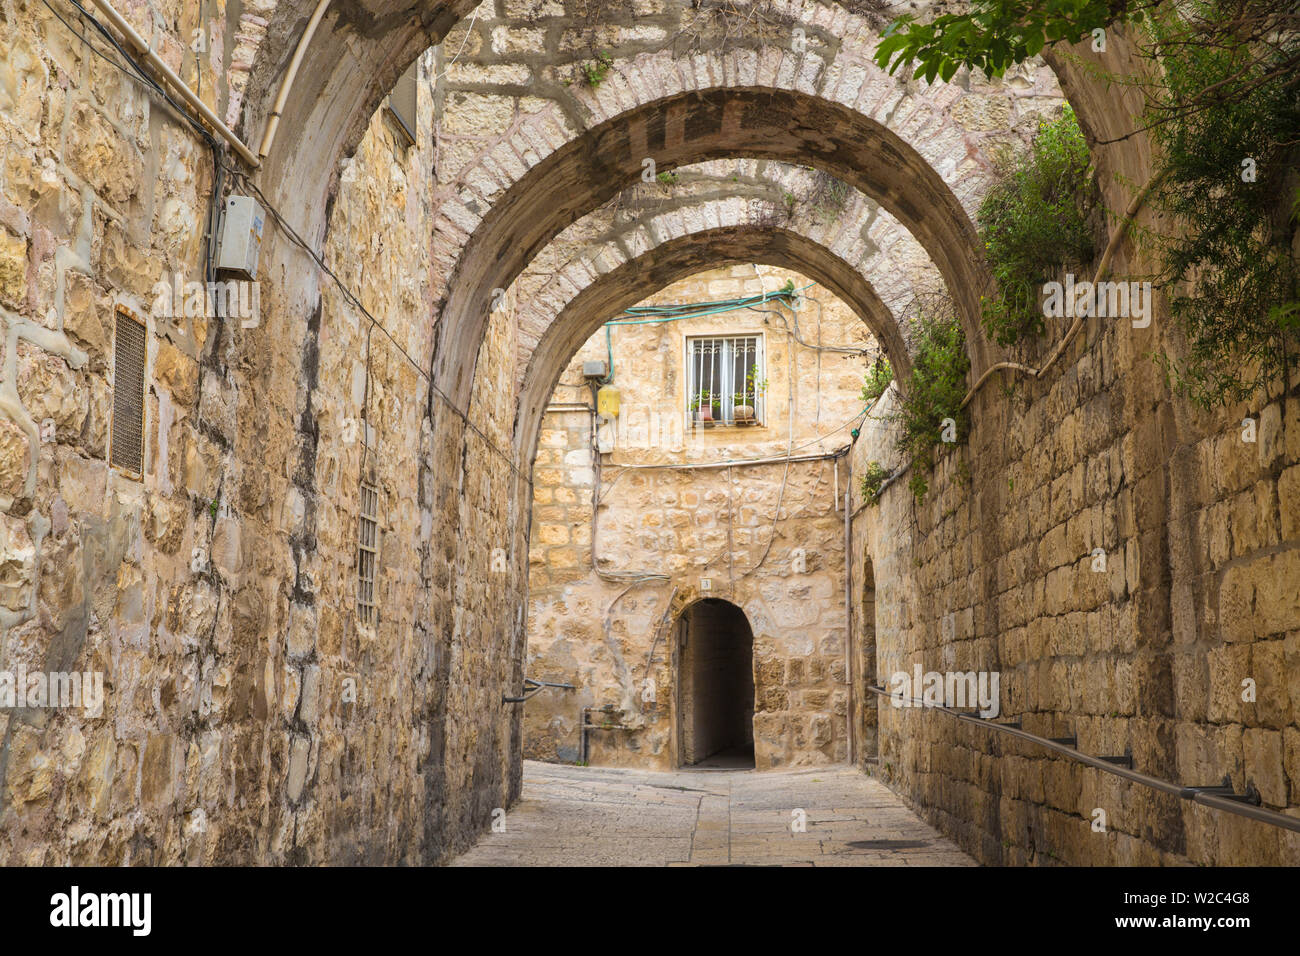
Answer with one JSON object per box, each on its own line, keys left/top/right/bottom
{"left": 679, "top": 599, "right": 756, "bottom": 769}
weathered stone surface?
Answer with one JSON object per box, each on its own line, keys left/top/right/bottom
{"left": 525, "top": 264, "right": 871, "bottom": 770}
{"left": 0, "top": 0, "right": 1293, "bottom": 871}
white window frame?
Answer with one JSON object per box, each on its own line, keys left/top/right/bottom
{"left": 683, "top": 333, "right": 766, "bottom": 428}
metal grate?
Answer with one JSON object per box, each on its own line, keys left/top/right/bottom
{"left": 687, "top": 335, "right": 763, "bottom": 425}
{"left": 111, "top": 308, "right": 147, "bottom": 474}
{"left": 357, "top": 483, "right": 380, "bottom": 625}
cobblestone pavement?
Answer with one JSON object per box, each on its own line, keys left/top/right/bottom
{"left": 450, "top": 761, "right": 976, "bottom": 866}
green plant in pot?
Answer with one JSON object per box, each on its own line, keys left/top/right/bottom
{"left": 689, "top": 390, "right": 716, "bottom": 422}
{"left": 732, "top": 366, "right": 767, "bottom": 423}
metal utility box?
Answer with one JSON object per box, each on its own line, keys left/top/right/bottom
{"left": 596, "top": 384, "right": 621, "bottom": 419}
{"left": 215, "top": 195, "right": 265, "bottom": 280}
{"left": 582, "top": 360, "right": 608, "bottom": 380}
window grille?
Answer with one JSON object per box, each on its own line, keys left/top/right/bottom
{"left": 357, "top": 483, "right": 380, "bottom": 625}
{"left": 111, "top": 308, "right": 147, "bottom": 475}
{"left": 686, "top": 335, "right": 764, "bottom": 426}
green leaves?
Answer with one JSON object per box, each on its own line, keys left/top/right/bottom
{"left": 860, "top": 461, "right": 890, "bottom": 505}
{"left": 873, "top": 1, "right": 1125, "bottom": 83}
{"left": 860, "top": 358, "right": 894, "bottom": 404}
{"left": 1144, "top": 1, "right": 1300, "bottom": 407}
{"left": 978, "top": 106, "right": 1096, "bottom": 347}
{"left": 895, "top": 313, "right": 970, "bottom": 502}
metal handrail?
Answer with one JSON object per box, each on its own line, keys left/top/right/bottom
{"left": 866, "top": 685, "right": 1300, "bottom": 834}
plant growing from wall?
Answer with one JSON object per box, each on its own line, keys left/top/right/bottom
{"left": 582, "top": 51, "right": 614, "bottom": 88}
{"left": 895, "top": 312, "right": 970, "bottom": 502}
{"left": 860, "top": 460, "right": 889, "bottom": 504}
{"left": 977, "top": 106, "right": 1097, "bottom": 347}
{"left": 1141, "top": 3, "right": 1300, "bottom": 407}
{"left": 874, "top": 1, "right": 1300, "bottom": 408}
{"left": 860, "top": 357, "right": 893, "bottom": 404}
{"left": 656, "top": 170, "right": 679, "bottom": 186}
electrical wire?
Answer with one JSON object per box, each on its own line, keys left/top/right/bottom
{"left": 48, "top": 0, "right": 523, "bottom": 479}
{"left": 218, "top": 165, "right": 524, "bottom": 478}
{"left": 605, "top": 285, "right": 812, "bottom": 325}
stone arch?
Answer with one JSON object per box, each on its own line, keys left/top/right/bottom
{"left": 223, "top": 0, "right": 1166, "bottom": 859}
{"left": 432, "top": 82, "right": 1015, "bottom": 407}
{"left": 238, "top": 3, "right": 1158, "bottom": 426}
{"left": 512, "top": 224, "right": 909, "bottom": 470}
{"left": 508, "top": 159, "right": 950, "bottom": 397}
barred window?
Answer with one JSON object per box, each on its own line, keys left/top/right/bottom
{"left": 686, "top": 335, "right": 764, "bottom": 426}
{"left": 111, "top": 308, "right": 147, "bottom": 475}
{"left": 357, "top": 483, "right": 380, "bottom": 625}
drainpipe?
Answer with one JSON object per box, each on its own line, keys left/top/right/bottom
{"left": 258, "top": 0, "right": 333, "bottom": 160}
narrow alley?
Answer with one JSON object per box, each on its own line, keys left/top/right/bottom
{"left": 451, "top": 762, "right": 973, "bottom": 866}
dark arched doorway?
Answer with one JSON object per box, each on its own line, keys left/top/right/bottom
{"left": 677, "top": 599, "right": 755, "bottom": 769}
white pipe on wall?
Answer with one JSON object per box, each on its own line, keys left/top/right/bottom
{"left": 258, "top": 0, "right": 333, "bottom": 159}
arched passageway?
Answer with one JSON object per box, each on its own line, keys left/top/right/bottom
{"left": 6, "top": 0, "right": 1298, "bottom": 872}
{"left": 678, "top": 599, "right": 756, "bottom": 769}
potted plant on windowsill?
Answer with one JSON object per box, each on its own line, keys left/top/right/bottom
{"left": 732, "top": 366, "right": 768, "bottom": 425}
{"left": 689, "top": 391, "right": 716, "bottom": 424}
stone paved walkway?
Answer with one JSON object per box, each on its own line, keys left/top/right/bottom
{"left": 450, "top": 760, "right": 976, "bottom": 866}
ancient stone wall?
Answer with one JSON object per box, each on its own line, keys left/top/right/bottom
{"left": 0, "top": 0, "right": 528, "bottom": 860}
{"left": 850, "top": 292, "right": 1300, "bottom": 866}
{"left": 2, "top": 0, "right": 1293, "bottom": 870}
{"left": 525, "top": 263, "right": 876, "bottom": 769}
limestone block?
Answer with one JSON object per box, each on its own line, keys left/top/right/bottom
{"left": 0, "top": 225, "right": 27, "bottom": 308}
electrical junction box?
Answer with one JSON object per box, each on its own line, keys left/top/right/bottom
{"left": 596, "top": 384, "right": 621, "bottom": 420}
{"left": 596, "top": 420, "right": 615, "bottom": 454}
{"left": 582, "top": 360, "right": 608, "bottom": 379}
{"left": 215, "top": 195, "right": 265, "bottom": 280}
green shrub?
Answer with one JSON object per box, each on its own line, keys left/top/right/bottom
{"left": 860, "top": 461, "right": 889, "bottom": 505}
{"left": 861, "top": 358, "right": 893, "bottom": 404}
{"left": 1145, "top": 3, "right": 1300, "bottom": 407}
{"left": 977, "top": 106, "right": 1096, "bottom": 346}
{"left": 874, "top": 1, "right": 1300, "bottom": 407}
{"left": 895, "top": 312, "right": 969, "bottom": 501}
